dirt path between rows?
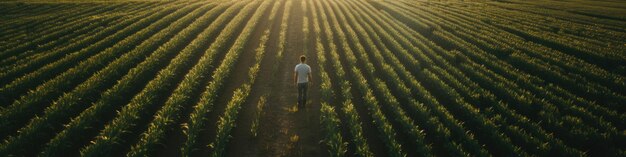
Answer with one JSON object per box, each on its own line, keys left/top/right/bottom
{"left": 226, "top": 0, "right": 323, "bottom": 156}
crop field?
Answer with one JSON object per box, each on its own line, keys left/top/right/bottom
{"left": 0, "top": 0, "right": 625, "bottom": 156}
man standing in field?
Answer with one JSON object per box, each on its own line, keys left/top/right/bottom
{"left": 294, "top": 55, "right": 312, "bottom": 108}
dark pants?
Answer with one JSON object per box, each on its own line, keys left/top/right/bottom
{"left": 298, "top": 82, "right": 308, "bottom": 106}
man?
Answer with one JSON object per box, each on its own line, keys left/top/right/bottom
{"left": 294, "top": 55, "right": 312, "bottom": 107}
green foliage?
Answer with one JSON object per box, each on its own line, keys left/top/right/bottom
{"left": 181, "top": 1, "right": 269, "bottom": 156}
{"left": 320, "top": 103, "right": 347, "bottom": 157}
{"left": 0, "top": 2, "right": 198, "bottom": 156}
{"left": 1, "top": 0, "right": 624, "bottom": 156}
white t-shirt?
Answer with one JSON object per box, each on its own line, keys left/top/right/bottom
{"left": 294, "top": 63, "right": 311, "bottom": 83}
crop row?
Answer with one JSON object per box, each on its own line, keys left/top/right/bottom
{"left": 77, "top": 3, "right": 235, "bottom": 156}
{"left": 333, "top": 1, "right": 472, "bottom": 156}
{"left": 324, "top": 0, "right": 440, "bottom": 156}
{"left": 180, "top": 1, "right": 267, "bottom": 156}
{"left": 309, "top": 0, "right": 373, "bottom": 156}
{"left": 366, "top": 0, "right": 580, "bottom": 155}
{"left": 210, "top": 0, "right": 281, "bottom": 156}
{"left": 327, "top": 0, "right": 578, "bottom": 156}
{"left": 36, "top": 3, "right": 213, "bottom": 156}
{"left": 0, "top": 4, "right": 105, "bottom": 45}
{"left": 250, "top": 0, "right": 289, "bottom": 139}
{"left": 416, "top": 2, "right": 626, "bottom": 112}
{"left": 0, "top": 3, "right": 157, "bottom": 70}
{"left": 340, "top": 1, "right": 494, "bottom": 156}
{"left": 0, "top": 2, "right": 190, "bottom": 141}
{"left": 0, "top": 3, "right": 174, "bottom": 105}
{"left": 405, "top": 1, "right": 624, "bottom": 148}
{"left": 0, "top": 3, "right": 145, "bottom": 63}
{"left": 306, "top": 0, "right": 346, "bottom": 155}
{"left": 124, "top": 2, "right": 252, "bottom": 156}
{"left": 373, "top": 0, "right": 623, "bottom": 155}
{"left": 437, "top": 4, "right": 626, "bottom": 110}
{"left": 0, "top": 3, "right": 209, "bottom": 157}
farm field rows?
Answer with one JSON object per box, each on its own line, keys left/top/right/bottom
{"left": 0, "top": 0, "right": 624, "bottom": 156}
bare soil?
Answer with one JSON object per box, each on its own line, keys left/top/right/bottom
{"left": 226, "top": 0, "right": 323, "bottom": 156}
